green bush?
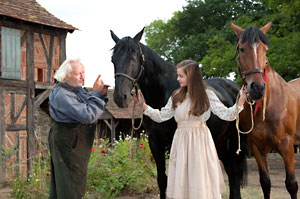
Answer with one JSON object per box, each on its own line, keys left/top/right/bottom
{"left": 86, "top": 133, "right": 157, "bottom": 199}
{"left": 3, "top": 134, "right": 157, "bottom": 199}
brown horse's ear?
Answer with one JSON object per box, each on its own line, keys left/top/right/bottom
{"left": 260, "top": 21, "right": 272, "bottom": 34}
{"left": 110, "top": 30, "right": 120, "bottom": 43}
{"left": 133, "top": 27, "right": 145, "bottom": 43}
{"left": 231, "top": 22, "right": 244, "bottom": 38}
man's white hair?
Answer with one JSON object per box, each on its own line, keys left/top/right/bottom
{"left": 54, "top": 58, "right": 82, "bottom": 82}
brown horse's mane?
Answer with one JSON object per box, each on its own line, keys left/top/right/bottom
{"left": 241, "top": 26, "right": 269, "bottom": 46}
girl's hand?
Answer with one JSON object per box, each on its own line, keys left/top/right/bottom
{"left": 133, "top": 90, "right": 147, "bottom": 111}
{"left": 238, "top": 85, "right": 248, "bottom": 107}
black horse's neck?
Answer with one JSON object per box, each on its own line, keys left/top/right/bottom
{"left": 138, "top": 44, "right": 179, "bottom": 109}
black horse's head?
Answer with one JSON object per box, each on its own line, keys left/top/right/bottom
{"left": 110, "top": 28, "right": 145, "bottom": 108}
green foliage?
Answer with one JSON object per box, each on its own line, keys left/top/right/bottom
{"left": 268, "top": 33, "right": 300, "bottom": 81}
{"left": 145, "top": 0, "right": 300, "bottom": 82}
{"left": 86, "top": 134, "right": 157, "bottom": 199}
{"left": 3, "top": 135, "right": 157, "bottom": 199}
{"left": 200, "top": 36, "right": 237, "bottom": 79}
{"left": 145, "top": 19, "right": 177, "bottom": 64}
{"left": 10, "top": 143, "right": 50, "bottom": 199}
{"left": 145, "top": 0, "right": 268, "bottom": 75}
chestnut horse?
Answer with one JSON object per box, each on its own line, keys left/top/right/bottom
{"left": 232, "top": 22, "right": 300, "bottom": 199}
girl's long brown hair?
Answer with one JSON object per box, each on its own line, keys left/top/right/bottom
{"left": 172, "top": 60, "right": 210, "bottom": 116}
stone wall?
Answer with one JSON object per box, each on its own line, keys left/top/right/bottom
{"left": 34, "top": 107, "right": 53, "bottom": 146}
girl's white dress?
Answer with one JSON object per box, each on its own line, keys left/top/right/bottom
{"left": 144, "top": 89, "right": 243, "bottom": 199}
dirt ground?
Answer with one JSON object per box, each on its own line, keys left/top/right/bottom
{"left": 0, "top": 154, "right": 299, "bottom": 199}
{"left": 227, "top": 153, "right": 300, "bottom": 199}
{"left": 115, "top": 153, "right": 300, "bottom": 199}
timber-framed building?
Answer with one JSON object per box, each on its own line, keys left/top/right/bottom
{"left": 0, "top": 0, "right": 76, "bottom": 182}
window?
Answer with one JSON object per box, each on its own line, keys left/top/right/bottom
{"left": 1, "top": 27, "right": 21, "bottom": 80}
{"left": 37, "top": 68, "right": 43, "bottom": 82}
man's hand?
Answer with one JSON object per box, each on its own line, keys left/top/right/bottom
{"left": 93, "top": 74, "right": 110, "bottom": 95}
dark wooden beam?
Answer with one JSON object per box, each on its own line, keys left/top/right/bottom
{"left": 111, "top": 119, "right": 118, "bottom": 141}
{"left": 38, "top": 33, "right": 54, "bottom": 82}
{"left": 0, "top": 78, "right": 27, "bottom": 88}
{"left": 35, "top": 82, "right": 54, "bottom": 90}
{"left": 10, "top": 93, "right": 15, "bottom": 124}
{"left": 47, "top": 35, "right": 54, "bottom": 82}
{"left": 26, "top": 30, "right": 35, "bottom": 177}
{"left": 34, "top": 89, "right": 51, "bottom": 108}
{"left": 6, "top": 124, "right": 27, "bottom": 131}
{"left": 13, "top": 98, "right": 27, "bottom": 124}
{"left": 21, "top": 31, "right": 28, "bottom": 46}
{"left": 59, "top": 34, "right": 67, "bottom": 66}
{"left": 0, "top": 87, "right": 5, "bottom": 181}
{"left": 103, "top": 119, "right": 112, "bottom": 130}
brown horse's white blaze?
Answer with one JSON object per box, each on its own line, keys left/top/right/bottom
{"left": 235, "top": 29, "right": 269, "bottom": 101}
{"left": 232, "top": 22, "right": 299, "bottom": 199}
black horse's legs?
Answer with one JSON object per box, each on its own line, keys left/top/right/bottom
{"left": 148, "top": 135, "right": 167, "bottom": 199}
{"left": 218, "top": 141, "right": 245, "bottom": 199}
{"left": 221, "top": 152, "right": 244, "bottom": 199}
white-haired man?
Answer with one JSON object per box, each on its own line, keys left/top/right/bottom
{"left": 48, "top": 58, "right": 109, "bottom": 199}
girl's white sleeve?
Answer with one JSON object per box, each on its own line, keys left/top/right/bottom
{"left": 143, "top": 97, "right": 174, "bottom": 123}
{"left": 207, "top": 89, "right": 243, "bottom": 121}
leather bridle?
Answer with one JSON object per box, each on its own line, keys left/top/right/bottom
{"left": 235, "top": 45, "right": 265, "bottom": 85}
{"left": 114, "top": 43, "right": 145, "bottom": 93}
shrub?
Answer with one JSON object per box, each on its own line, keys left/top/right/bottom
{"left": 86, "top": 133, "right": 157, "bottom": 199}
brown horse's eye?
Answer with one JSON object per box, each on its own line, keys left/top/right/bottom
{"left": 239, "top": 48, "right": 245, "bottom": 53}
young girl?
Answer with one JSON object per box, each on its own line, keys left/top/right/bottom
{"left": 134, "top": 59, "right": 247, "bottom": 199}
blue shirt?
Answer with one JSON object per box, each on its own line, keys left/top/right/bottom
{"left": 49, "top": 82, "right": 108, "bottom": 124}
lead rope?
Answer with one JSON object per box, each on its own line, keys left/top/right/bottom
{"left": 128, "top": 89, "right": 144, "bottom": 158}
{"left": 235, "top": 92, "right": 255, "bottom": 155}
{"left": 235, "top": 85, "right": 267, "bottom": 154}
{"left": 130, "top": 87, "right": 144, "bottom": 132}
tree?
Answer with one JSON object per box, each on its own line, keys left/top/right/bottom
{"left": 200, "top": 36, "right": 237, "bottom": 79}
{"left": 145, "top": 0, "right": 300, "bottom": 81}
{"left": 268, "top": 32, "right": 300, "bottom": 81}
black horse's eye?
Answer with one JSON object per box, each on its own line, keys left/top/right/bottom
{"left": 239, "top": 48, "right": 245, "bottom": 53}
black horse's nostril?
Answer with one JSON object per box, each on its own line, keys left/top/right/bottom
{"left": 124, "top": 94, "right": 127, "bottom": 100}
{"left": 250, "top": 82, "right": 256, "bottom": 90}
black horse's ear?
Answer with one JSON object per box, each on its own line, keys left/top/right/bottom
{"left": 110, "top": 30, "right": 120, "bottom": 43}
{"left": 133, "top": 27, "right": 145, "bottom": 43}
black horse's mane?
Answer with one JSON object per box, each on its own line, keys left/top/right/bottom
{"left": 241, "top": 26, "right": 269, "bottom": 46}
{"left": 112, "top": 37, "right": 135, "bottom": 59}
{"left": 112, "top": 36, "right": 176, "bottom": 75}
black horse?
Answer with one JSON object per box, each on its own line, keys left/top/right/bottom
{"left": 110, "top": 28, "right": 248, "bottom": 199}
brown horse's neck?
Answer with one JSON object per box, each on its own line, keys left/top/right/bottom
{"left": 265, "top": 62, "right": 287, "bottom": 100}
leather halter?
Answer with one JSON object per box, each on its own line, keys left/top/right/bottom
{"left": 114, "top": 43, "right": 145, "bottom": 88}
{"left": 235, "top": 45, "right": 265, "bottom": 84}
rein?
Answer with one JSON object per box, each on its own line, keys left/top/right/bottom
{"left": 235, "top": 93, "right": 255, "bottom": 154}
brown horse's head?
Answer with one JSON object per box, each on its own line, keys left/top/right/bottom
{"left": 231, "top": 22, "right": 272, "bottom": 101}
